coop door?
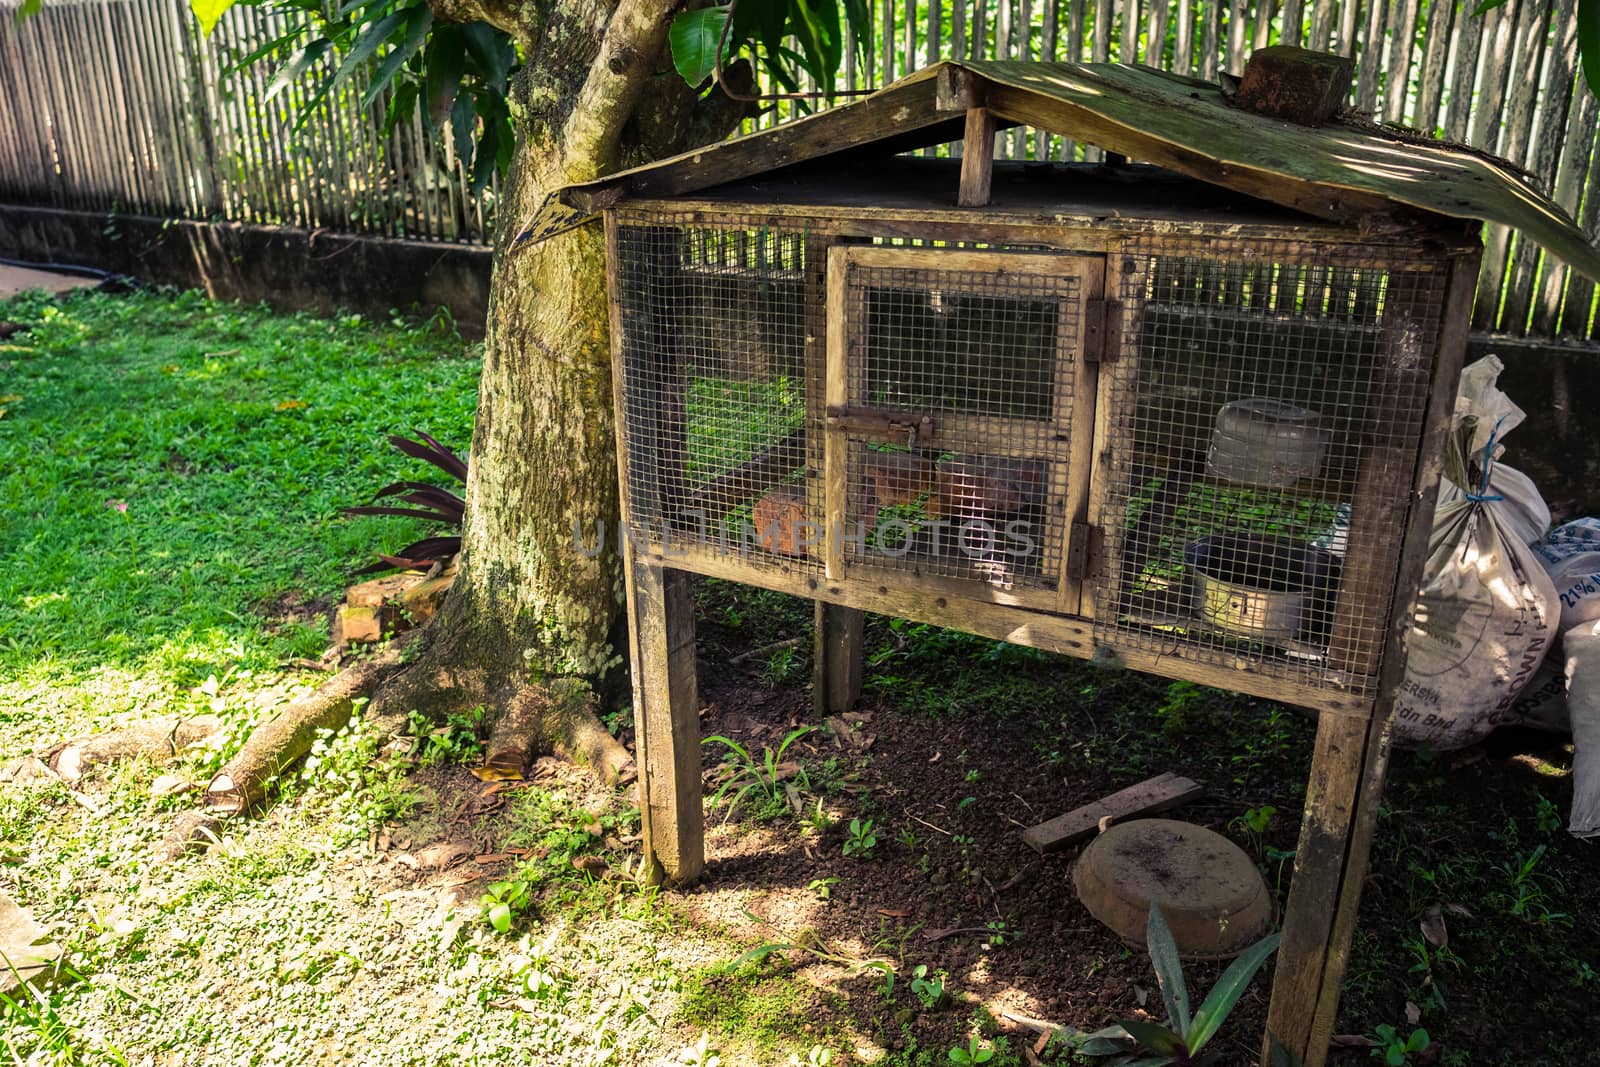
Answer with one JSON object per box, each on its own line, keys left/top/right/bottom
{"left": 823, "top": 246, "right": 1104, "bottom": 614}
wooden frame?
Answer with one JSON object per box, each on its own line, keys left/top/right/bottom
{"left": 823, "top": 244, "right": 1105, "bottom": 614}
{"left": 606, "top": 203, "right": 1478, "bottom": 1067}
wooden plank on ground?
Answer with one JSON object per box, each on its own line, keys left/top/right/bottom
{"left": 1021, "top": 772, "right": 1203, "bottom": 854}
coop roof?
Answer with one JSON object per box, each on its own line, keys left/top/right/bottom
{"left": 522, "top": 60, "right": 1600, "bottom": 282}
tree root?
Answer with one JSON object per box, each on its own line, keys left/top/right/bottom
{"left": 488, "top": 678, "right": 632, "bottom": 784}
{"left": 40, "top": 718, "right": 223, "bottom": 783}
{"left": 205, "top": 643, "right": 408, "bottom": 815}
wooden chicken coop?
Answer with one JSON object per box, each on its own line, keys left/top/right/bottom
{"left": 527, "top": 53, "right": 1600, "bottom": 1067}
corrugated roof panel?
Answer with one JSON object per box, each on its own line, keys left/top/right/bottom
{"left": 524, "top": 60, "right": 1598, "bottom": 283}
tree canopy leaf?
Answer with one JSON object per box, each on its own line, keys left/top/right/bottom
{"left": 1580, "top": 0, "right": 1600, "bottom": 97}
{"left": 669, "top": 5, "right": 732, "bottom": 88}
{"left": 189, "top": 0, "right": 236, "bottom": 36}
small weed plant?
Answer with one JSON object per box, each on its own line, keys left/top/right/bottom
{"left": 703, "top": 725, "right": 816, "bottom": 822}
{"left": 909, "top": 964, "right": 948, "bottom": 1010}
{"left": 842, "top": 817, "right": 878, "bottom": 858}
{"left": 407, "top": 704, "right": 489, "bottom": 766}
{"left": 1369, "top": 1025, "right": 1430, "bottom": 1065}
{"left": 947, "top": 1037, "right": 994, "bottom": 1064}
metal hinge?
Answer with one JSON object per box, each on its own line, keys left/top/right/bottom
{"left": 1066, "top": 520, "right": 1095, "bottom": 581}
{"left": 1083, "top": 298, "right": 1121, "bottom": 364}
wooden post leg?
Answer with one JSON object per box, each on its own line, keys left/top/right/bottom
{"left": 625, "top": 560, "right": 703, "bottom": 886}
{"left": 814, "top": 601, "right": 864, "bottom": 714}
{"left": 1265, "top": 705, "right": 1394, "bottom": 1067}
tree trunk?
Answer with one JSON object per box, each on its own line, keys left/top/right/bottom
{"left": 371, "top": 0, "right": 729, "bottom": 776}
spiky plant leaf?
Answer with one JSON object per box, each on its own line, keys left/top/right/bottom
{"left": 1118, "top": 1020, "right": 1186, "bottom": 1057}
{"left": 1146, "top": 902, "right": 1192, "bottom": 1037}
{"left": 1187, "top": 931, "right": 1281, "bottom": 1053}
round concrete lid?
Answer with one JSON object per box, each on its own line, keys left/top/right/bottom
{"left": 1072, "top": 818, "right": 1271, "bottom": 960}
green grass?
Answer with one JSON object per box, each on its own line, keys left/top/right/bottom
{"left": 0, "top": 288, "right": 478, "bottom": 752}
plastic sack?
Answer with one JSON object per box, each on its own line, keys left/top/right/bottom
{"left": 1565, "top": 620, "right": 1600, "bottom": 838}
{"left": 1533, "top": 519, "right": 1600, "bottom": 631}
{"left": 1434, "top": 356, "right": 1550, "bottom": 547}
{"left": 1393, "top": 358, "right": 1559, "bottom": 750}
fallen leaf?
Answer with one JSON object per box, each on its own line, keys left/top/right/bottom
{"left": 1134, "top": 985, "right": 1149, "bottom": 1007}
{"left": 1420, "top": 905, "right": 1448, "bottom": 949}
{"left": 571, "top": 855, "right": 608, "bottom": 877}
{"left": 149, "top": 774, "right": 194, "bottom": 797}
{"left": 415, "top": 842, "right": 472, "bottom": 870}
{"left": 0, "top": 394, "right": 23, "bottom": 403}
{"left": 928, "top": 750, "right": 941, "bottom": 764}
{"left": 1405, "top": 1001, "right": 1421, "bottom": 1026}
{"left": 104, "top": 499, "right": 128, "bottom": 513}
{"left": 1445, "top": 902, "right": 1474, "bottom": 919}
{"left": 275, "top": 399, "right": 307, "bottom": 411}
{"left": 1330, "top": 1035, "right": 1374, "bottom": 1048}
{"left": 875, "top": 908, "right": 910, "bottom": 919}
{"left": 470, "top": 764, "right": 525, "bottom": 783}
{"left": 1097, "top": 814, "right": 1114, "bottom": 834}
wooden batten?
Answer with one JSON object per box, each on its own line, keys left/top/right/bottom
{"left": 958, "top": 108, "right": 998, "bottom": 207}
{"left": 1264, "top": 248, "right": 1482, "bottom": 1067}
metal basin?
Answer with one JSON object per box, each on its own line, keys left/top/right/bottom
{"left": 1183, "top": 533, "right": 1341, "bottom": 641}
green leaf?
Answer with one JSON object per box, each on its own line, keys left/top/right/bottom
{"left": 227, "top": 25, "right": 311, "bottom": 76}
{"left": 733, "top": 0, "right": 787, "bottom": 61}
{"left": 792, "top": 0, "right": 842, "bottom": 95}
{"left": 1119, "top": 1020, "right": 1186, "bottom": 1057}
{"left": 1145, "top": 903, "right": 1192, "bottom": 1037}
{"left": 487, "top": 901, "right": 511, "bottom": 933}
{"left": 841, "top": 0, "right": 872, "bottom": 62}
{"left": 332, "top": 9, "right": 407, "bottom": 89}
{"left": 669, "top": 5, "right": 732, "bottom": 87}
{"left": 1580, "top": 0, "right": 1600, "bottom": 98}
{"left": 422, "top": 26, "right": 467, "bottom": 128}
{"left": 383, "top": 80, "right": 419, "bottom": 135}
{"left": 1187, "top": 931, "right": 1281, "bottom": 1053}
{"left": 15, "top": 0, "right": 43, "bottom": 21}
{"left": 1074, "top": 1026, "right": 1134, "bottom": 1056}
{"left": 264, "top": 39, "right": 331, "bottom": 103}
{"left": 189, "top": 0, "right": 236, "bottom": 36}
{"left": 461, "top": 22, "right": 514, "bottom": 90}
{"left": 1472, "top": 0, "right": 1509, "bottom": 13}
{"left": 1267, "top": 1034, "right": 1302, "bottom": 1067}
{"left": 470, "top": 114, "right": 498, "bottom": 193}
{"left": 450, "top": 92, "right": 476, "bottom": 167}
{"left": 363, "top": 9, "right": 432, "bottom": 108}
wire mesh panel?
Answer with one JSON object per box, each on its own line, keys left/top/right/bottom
{"left": 614, "top": 217, "right": 819, "bottom": 571}
{"left": 830, "top": 249, "right": 1100, "bottom": 607}
{"left": 1093, "top": 238, "right": 1450, "bottom": 695}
